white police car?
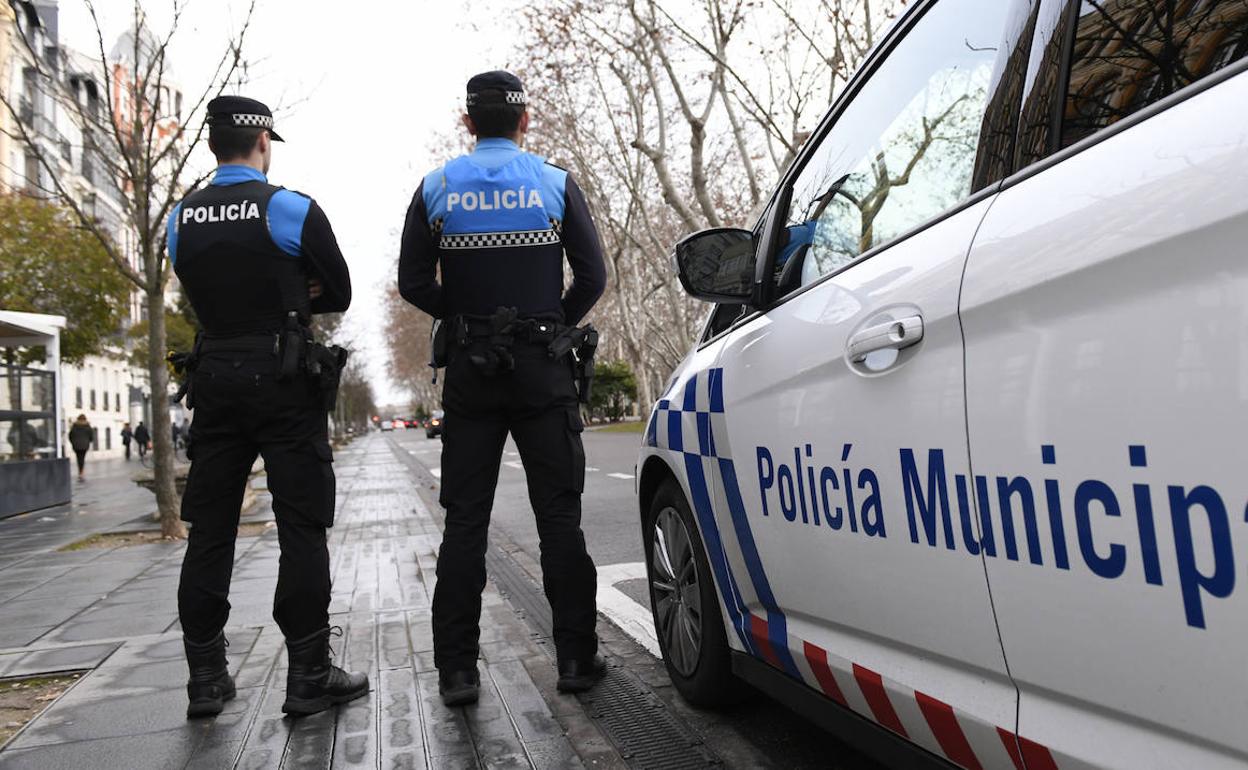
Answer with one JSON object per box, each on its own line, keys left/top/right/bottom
{"left": 636, "top": 1, "right": 1248, "bottom": 767}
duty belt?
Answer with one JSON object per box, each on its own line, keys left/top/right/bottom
{"left": 458, "top": 315, "right": 560, "bottom": 344}
{"left": 197, "top": 333, "right": 281, "bottom": 355}
{"left": 430, "top": 307, "right": 597, "bottom": 401}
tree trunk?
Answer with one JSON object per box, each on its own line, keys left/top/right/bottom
{"left": 145, "top": 276, "right": 185, "bottom": 539}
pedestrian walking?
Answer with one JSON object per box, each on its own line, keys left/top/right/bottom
{"left": 6, "top": 420, "right": 41, "bottom": 459}
{"left": 168, "top": 95, "right": 365, "bottom": 720}
{"left": 171, "top": 421, "right": 182, "bottom": 449}
{"left": 398, "top": 71, "right": 608, "bottom": 706}
{"left": 68, "top": 414, "right": 93, "bottom": 482}
{"left": 133, "top": 421, "right": 150, "bottom": 460}
{"left": 121, "top": 422, "right": 133, "bottom": 461}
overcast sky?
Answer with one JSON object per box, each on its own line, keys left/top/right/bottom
{"left": 59, "top": 0, "right": 513, "bottom": 406}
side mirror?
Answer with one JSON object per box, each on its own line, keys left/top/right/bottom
{"left": 672, "top": 227, "right": 756, "bottom": 303}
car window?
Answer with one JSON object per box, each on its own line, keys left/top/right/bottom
{"left": 1061, "top": 0, "right": 1248, "bottom": 148}
{"left": 703, "top": 303, "right": 746, "bottom": 341}
{"left": 775, "top": 0, "right": 1014, "bottom": 291}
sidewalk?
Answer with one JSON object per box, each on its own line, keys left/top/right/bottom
{"left": 0, "top": 435, "right": 591, "bottom": 769}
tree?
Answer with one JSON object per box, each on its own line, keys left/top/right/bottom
{"left": 383, "top": 280, "right": 439, "bottom": 414}
{"left": 512, "top": 0, "right": 905, "bottom": 406}
{"left": 0, "top": 1, "right": 257, "bottom": 537}
{"left": 589, "top": 360, "right": 638, "bottom": 423}
{"left": 0, "top": 193, "right": 129, "bottom": 365}
{"left": 125, "top": 308, "right": 195, "bottom": 371}
{"left": 335, "top": 356, "right": 377, "bottom": 434}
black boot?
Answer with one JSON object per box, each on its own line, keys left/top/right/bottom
{"left": 438, "top": 669, "right": 480, "bottom": 707}
{"left": 184, "top": 631, "right": 236, "bottom": 719}
{"left": 282, "top": 627, "right": 369, "bottom": 716}
{"left": 557, "top": 654, "right": 607, "bottom": 693}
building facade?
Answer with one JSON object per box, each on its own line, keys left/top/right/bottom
{"left": 1, "top": 0, "right": 186, "bottom": 459}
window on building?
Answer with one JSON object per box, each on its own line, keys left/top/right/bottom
{"left": 1061, "top": 0, "right": 1248, "bottom": 148}
{"left": 90, "top": 389, "right": 96, "bottom": 410}
{"left": 105, "top": 427, "right": 111, "bottom": 450}
{"left": 75, "top": 387, "right": 82, "bottom": 409}
{"left": 115, "top": 393, "right": 121, "bottom": 412}
{"left": 91, "top": 427, "right": 98, "bottom": 451}
{"left": 24, "top": 151, "right": 40, "bottom": 194}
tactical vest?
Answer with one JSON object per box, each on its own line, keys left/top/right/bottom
{"left": 427, "top": 150, "right": 566, "bottom": 320}
{"left": 174, "top": 181, "right": 309, "bottom": 336}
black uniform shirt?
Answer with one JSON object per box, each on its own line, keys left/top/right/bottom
{"left": 167, "top": 165, "right": 351, "bottom": 335}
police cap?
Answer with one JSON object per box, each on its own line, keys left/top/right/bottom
{"left": 466, "top": 71, "right": 527, "bottom": 108}
{"left": 206, "top": 95, "right": 284, "bottom": 142}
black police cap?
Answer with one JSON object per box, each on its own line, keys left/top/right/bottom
{"left": 206, "top": 95, "right": 284, "bottom": 142}
{"left": 466, "top": 71, "right": 526, "bottom": 108}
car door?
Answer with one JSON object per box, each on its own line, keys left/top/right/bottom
{"left": 705, "top": 0, "right": 1035, "bottom": 765}
{"left": 959, "top": 1, "right": 1248, "bottom": 767}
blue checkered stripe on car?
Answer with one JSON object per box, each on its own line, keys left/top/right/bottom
{"left": 644, "top": 368, "right": 801, "bottom": 676}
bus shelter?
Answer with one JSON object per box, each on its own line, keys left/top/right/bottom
{"left": 0, "top": 310, "right": 69, "bottom": 518}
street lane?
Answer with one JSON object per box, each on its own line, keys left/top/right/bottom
{"left": 391, "top": 426, "right": 646, "bottom": 570}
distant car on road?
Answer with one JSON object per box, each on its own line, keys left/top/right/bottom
{"left": 426, "top": 411, "right": 444, "bottom": 439}
{"left": 636, "top": 1, "right": 1248, "bottom": 768}
{"left": 378, "top": 420, "right": 394, "bottom": 433}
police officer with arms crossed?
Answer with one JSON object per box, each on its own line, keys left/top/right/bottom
{"left": 398, "top": 71, "right": 608, "bottom": 706}
{"left": 168, "top": 96, "right": 368, "bottom": 719}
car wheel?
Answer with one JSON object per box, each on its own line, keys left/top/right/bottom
{"left": 645, "top": 478, "right": 747, "bottom": 707}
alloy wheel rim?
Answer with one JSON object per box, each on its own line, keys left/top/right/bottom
{"left": 651, "top": 506, "right": 702, "bottom": 677}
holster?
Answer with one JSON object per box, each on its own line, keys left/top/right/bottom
{"left": 306, "top": 342, "right": 349, "bottom": 412}
{"left": 549, "top": 324, "right": 598, "bottom": 404}
{"left": 168, "top": 332, "right": 204, "bottom": 409}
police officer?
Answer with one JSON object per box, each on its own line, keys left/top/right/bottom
{"left": 168, "top": 96, "right": 367, "bottom": 719}
{"left": 398, "top": 71, "right": 608, "bottom": 706}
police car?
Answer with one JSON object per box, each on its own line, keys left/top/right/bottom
{"left": 635, "top": 0, "right": 1248, "bottom": 767}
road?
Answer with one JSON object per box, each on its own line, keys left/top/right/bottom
{"left": 385, "top": 425, "right": 883, "bottom": 769}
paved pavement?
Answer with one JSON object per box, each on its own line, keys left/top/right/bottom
{"left": 0, "top": 436, "right": 603, "bottom": 769}
{"left": 388, "top": 428, "right": 881, "bottom": 770}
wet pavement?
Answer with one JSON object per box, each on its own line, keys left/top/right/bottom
{"left": 0, "top": 436, "right": 595, "bottom": 769}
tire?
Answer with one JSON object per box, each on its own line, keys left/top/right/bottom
{"left": 644, "top": 478, "right": 747, "bottom": 707}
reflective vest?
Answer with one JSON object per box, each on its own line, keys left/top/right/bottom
{"left": 424, "top": 143, "right": 569, "bottom": 320}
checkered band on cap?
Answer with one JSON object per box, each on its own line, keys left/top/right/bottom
{"left": 466, "top": 90, "right": 527, "bottom": 107}
{"left": 231, "top": 113, "right": 274, "bottom": 129}
{"left": 439, "top": 229, "right": 559, "bottom": 250}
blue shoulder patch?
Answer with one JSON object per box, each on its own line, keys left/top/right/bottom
{"left": 166, "top": 203, "right": 182, "bottom": 264}
{"left": 267, "top": 189, "right": 312, "bottom": 257}
{"left": 422, "top": 167, "right": 448, "bottom": 223}
{"left": 541, "top": 161, "right": 567, "bottom": 221}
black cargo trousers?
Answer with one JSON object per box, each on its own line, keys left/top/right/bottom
{"left": 433, "top": 337, "right": 598, "bottom": 671}
{"left": 177, "top": 344, "right": 336, "bottom": 643}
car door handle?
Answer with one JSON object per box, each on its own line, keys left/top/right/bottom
{"left": 847, "top": 315, "right": 924, "bottom": 363}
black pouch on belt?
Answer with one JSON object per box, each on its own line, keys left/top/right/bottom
{"left": 277, "top": 311, "right": 307, "bottom": 382}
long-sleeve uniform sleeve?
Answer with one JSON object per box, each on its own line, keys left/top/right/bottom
{"left": 301, "top": 200, "right": 352, "bottom": 314}
{"left": 397, "top": 181, "right": 446, "bottom": 318}
{"left": 267, "top": 189, "right": 352, "bottom": 315}
{"left": 559, "top": 175, "right": 606, "bottom": 325}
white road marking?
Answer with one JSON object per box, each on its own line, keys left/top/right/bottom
{"left": 596, "top": 562, "right": 659, "bottom": 657}
{"left": 429, "top": 467, "right": 441, "bottom": 479}
{"left": 505, "top": 451, "right": 519, "bottom": 457}
{"left": 503, "top": 460, "right": 525, "bottom": 471}
{"left": 607, "top": 473, "right": 635, "bottom": 480}
{"left": 585, "top": 467, "right": 600, "bottom": 472}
